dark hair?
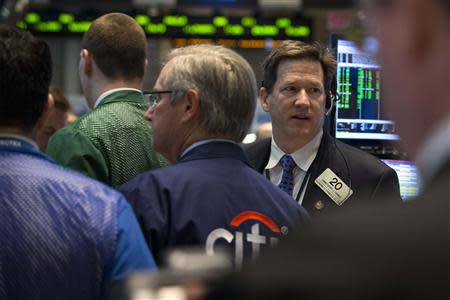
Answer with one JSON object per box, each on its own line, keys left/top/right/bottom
{"left": 81, "top": 13, "right": 147, "bottom": 81}
{"left": 262, "top": 40, "right": 337, "bottom": 94}
{"left": 0, "top": 25, "right": 52, "bottom": 130}
{"left": 49, "top": 86, "right": 71, "bottom": 112}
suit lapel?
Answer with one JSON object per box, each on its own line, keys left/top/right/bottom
{"left": 244, "top": 138, "right": 271, "bottom": 173}
{"left": 302, "top": 132, "right": 345, "bottom": 213}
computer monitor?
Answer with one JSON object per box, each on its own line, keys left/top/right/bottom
{"left": 333, "top": 36, "right": 399, "bottom": 141}
{"left": 381, "top": 159, "right": 420, "bottom": 201}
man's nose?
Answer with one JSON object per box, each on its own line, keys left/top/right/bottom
{"left": 294, "top": 89, "right": 310, "bottom": 107}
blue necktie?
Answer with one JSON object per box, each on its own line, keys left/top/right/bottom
{"left": 278, "top": 154, "right": 296, "bottom": 196}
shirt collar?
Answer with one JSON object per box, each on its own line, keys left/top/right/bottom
{"left": 415, "top": 117, "right": 450, "bottom": 185}
{"left": 94, "top": 88, "right": 142, "bottom": 108}
{"left": 0, "top": 134, "right": 39, "bottom": 150}
{"left": 266, "top": 129, "right": 323, "bottom": 172}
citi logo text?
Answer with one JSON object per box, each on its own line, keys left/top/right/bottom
{"left": 205, "top": 211, "right": 288, "bottom": 268}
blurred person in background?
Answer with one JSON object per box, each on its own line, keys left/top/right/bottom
{"left": 255, "top": 122, "right": 272, "bottom": 141}
{"left": 35, "top": 86, "right": 71, "bottom": 151}
{"left": 46, "top": 12, "right": 167, "bottom": 187}
{"left": 0, "top": 24, "right": 157, "bottom": 300}
{"left": 244, "top": 40, "right": 401, "bottom": 216}
{"left": 119, "top": 44, "right": 309, "bottom": 267}
{"left": 204, "top": 0, "right": 449, "bottom": 298}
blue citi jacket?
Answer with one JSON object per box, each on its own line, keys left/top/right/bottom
{"left": 119, "top": 141, "right": 309, "bottom": 266}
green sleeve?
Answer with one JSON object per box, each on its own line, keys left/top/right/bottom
{"left": 46, "top": 128, "right": 110, "bottom": 184}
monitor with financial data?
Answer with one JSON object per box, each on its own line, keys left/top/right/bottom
{"left": 333, "top": 37, "right": 399, "bottom": 141}
{"left": 381, "top": 159, "right": 420, "bottom": 201}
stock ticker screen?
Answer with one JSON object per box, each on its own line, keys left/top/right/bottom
{"left": 332, "top": 37, "right": 420, "bottom": 201}
{"left": 334, "top": 38, "right": 398, "bottom": 141}
{"left": 381, "top": 159, "right": 420, "bottom": 201}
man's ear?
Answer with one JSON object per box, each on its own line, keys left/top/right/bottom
{"left": 80, "top": 49, "right": 93, "bottom": 75}
{"left": 259, "top": 87, "right": 270, "bottom": 112}
{"left": 180, "top": 89, "right": 200, "bottom": 123}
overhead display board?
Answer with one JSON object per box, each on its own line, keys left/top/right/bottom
{"left": 17, "top": 11, "right": 312, "bottom": 41}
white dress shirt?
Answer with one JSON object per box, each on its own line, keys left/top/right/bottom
{"left": 265, "top": 129, "right": 323, "bottom": 204}
{"left": 94, "top": 88, "right": 142, "bottom": 108}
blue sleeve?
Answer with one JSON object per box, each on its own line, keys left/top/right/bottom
{"left": 118, "top": 174, "right": 170, "bottom": 264}
{"left": 108, "top": 199, "right": 158, "bottom": 281}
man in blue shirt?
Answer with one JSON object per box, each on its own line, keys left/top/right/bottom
{"left": 119, "top": 44, "right": 309, "bottom": 268}
{"left": 0, "top": 25, "right": 157, "bottom": 299}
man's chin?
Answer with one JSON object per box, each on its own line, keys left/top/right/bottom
{"left": 286, "top": 128, "right": 314, "bottom": 140}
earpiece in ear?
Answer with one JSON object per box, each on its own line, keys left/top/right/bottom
{"left": 325, "top": 92, "right": 335, "bottom": 116}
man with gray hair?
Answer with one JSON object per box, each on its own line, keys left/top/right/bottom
{"left": 119, "top": 44, "right": 308, "bottom": 267}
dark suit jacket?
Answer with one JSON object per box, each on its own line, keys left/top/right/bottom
{"left": 206, "top": 160, "right": 450, "bottom": 300}
{"left": 244, "top": 132, "right": 401, "bottom": 215}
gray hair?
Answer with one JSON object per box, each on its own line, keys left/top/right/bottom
{"left": 162, "top": 44, "right": 257, "bottom": 142}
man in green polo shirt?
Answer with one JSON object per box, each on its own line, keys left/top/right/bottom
{"left": 47, "top": 13, "right": 167, "bottom": 187}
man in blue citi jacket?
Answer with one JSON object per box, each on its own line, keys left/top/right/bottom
{"left": 119, "top": 44, "right": 309, "bottom": 268}
{"left": 0, "top": 25, "right": 157, "bottom": 299}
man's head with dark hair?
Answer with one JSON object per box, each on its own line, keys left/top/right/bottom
{"left": 49, "top": 86, "right": 71, "bottom": 112}
{"left": 259, "top": 40, "right": 337, "bottom": 154}
{"left": 0, "top": 25, "right": 52, "bottom": 132}
{"left": 81, "top": 12, "right": 147, "bottom": 81}
{"left": 262, "top": 41, "right": 336, "bottom": 94}
{"left": 35, "top": 86, "right": 71, "bottom": 151}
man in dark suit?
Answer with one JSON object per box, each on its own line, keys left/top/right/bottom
{"left": 119, "top": 44, "right": 309, "bottom": 268}
{"left": 245, "top": 41, "right": 401, "bottom": 215}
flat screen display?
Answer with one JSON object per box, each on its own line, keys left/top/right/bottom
{"left": 334, "top": 38, "right": 399, "bottom": 141}
{"left": 381, "top": 159, "right": 420, "bottom": 201}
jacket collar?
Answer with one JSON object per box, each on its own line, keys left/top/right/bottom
{"left": 246, "top": 138, "right": 272, "bottom": 173}
{"left": 305, "top": 130, "right": 345, "bottom": 182}
{"left": 179, "top": 141, "right": 251, "bottom": 167}
{"left": 0, "top": 134, "right": 47, "bottom": 159}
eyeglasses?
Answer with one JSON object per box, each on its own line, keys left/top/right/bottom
{"left": 143, "top": 90, "right": 173, "bottom": 108}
